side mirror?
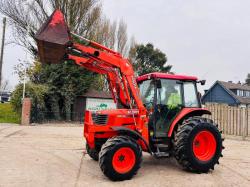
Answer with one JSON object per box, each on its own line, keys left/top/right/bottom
{"left": 156, "top": 79, "right": 162, "bottom": 88}
{"left": 198, "top": 80, "right": 206, "bottom": 86}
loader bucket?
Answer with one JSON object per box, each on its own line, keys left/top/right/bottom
{"left": 35, "top": 10, "right": 71, "bottom": 64}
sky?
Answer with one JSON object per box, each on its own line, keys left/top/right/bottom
{"left": 0, "top": 14, "right": 30, "bottom": 90}
{"left": 1, "top": 0, "right": 250, "bottom": 92}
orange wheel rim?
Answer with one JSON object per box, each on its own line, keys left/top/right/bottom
{"left": 193, "top": 131, "right": 217, "bottom": 162}
{"left": 112, "top": 147, "right": 136, "bottom": 174}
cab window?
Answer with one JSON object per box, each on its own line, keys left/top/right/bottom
{"left": 183, "top": 82, "right": 199, "bottom": 107}
{"left": 157, "top": 79, "right": 182, "bottom": 108}
{"left": 139, "top": 80, "right": 155, "bottom": 108}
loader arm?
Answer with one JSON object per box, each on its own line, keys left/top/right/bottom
{"left": 35, "top": 9, "right": 146, "bottom": 114}
{"left": 67, "top": 42, "right": 145, "bottom": 113}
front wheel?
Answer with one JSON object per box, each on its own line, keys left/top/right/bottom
{"left": 86, "top": 143, "right": 99, "bottom": 161}
{"left": 99, "top": 136, "right": 142, "bottom": 181}
{"left": 174, "top": 117, "right": 224, "bottom": 172}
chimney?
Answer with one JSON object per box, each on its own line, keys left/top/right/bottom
{"left": 238, "top": 81, "right": 241, "bottom": 85}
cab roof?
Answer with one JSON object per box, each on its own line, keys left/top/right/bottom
{"left": 136, "top": 72, "right": 198, "bottom": 83}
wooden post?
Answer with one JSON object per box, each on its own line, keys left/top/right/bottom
{"left": 233, "top": 107, "right": 237, "bottom": 136}
{"left": 247, "top": 108, "right": 249, "bottom": 136}
{"left": 219, "top": 104, "right": 222, "bottom": 130}
{"left": 221, "top": 105, "right": 225, "bottom": 133}
{"left": 223, "top": 105, "right": 227, "bottom": 134}
{"left": 242, "top": 108, "right": 247, "bottom": 140}
{"left": 237, "top": 108, "right": 241, "bottom": 136}
{"left": 21, "top": 98, "right": 31, "bottom": 126}
{"left": 229, "top": 107, "right": 232, "bottom": 135}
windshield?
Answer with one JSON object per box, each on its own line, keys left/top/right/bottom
{"left": 138, "top": 80, "right": 155, "bottom": 108}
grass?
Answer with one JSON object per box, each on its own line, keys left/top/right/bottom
{"left": 0, "top": 103, "right": 20, "bottom": 124}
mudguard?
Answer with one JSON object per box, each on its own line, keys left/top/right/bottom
{"left": 111, "top": 126, "right": 152, "bottom": 154}
{"left": 167, "top": 108, "right": 211, "bottom": 137}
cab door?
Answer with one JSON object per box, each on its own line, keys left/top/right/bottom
{"left": 154, "top": 79, "right": 183, "bottom": 138}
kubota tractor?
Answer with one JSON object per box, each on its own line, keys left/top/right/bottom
{"left": 35, "top": 10, "right": 224, "bottom": 181}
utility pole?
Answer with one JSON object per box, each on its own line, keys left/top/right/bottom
{"left": 0, "top": 17, "right": 6, "bottom": 89}
{"left": 22, "top": 61, "right": 27, "bottom": 100}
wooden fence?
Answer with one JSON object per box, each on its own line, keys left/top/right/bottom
{"left": 204, "top": 103, "right": 250, "bottom": 139}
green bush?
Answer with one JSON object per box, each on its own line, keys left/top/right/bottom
{"left": 10, "top": 82, "right": 48, "bottom": 122}
{"left": 0, "top": 103, "right": 20, "bottom": 124}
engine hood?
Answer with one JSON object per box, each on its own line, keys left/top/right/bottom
{"left": 94, "top": 109, "right": 139, "bottom": 116}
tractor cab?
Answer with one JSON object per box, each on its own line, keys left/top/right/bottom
{"left": 137, "top": 73, "right": 201, "bottom": 139}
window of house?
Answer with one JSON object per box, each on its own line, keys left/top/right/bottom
{"left": 246, "top": 91, "right": 250, "bottom": 97}
{"left": 238, "top": 90, "right": 244, "bottom": 97}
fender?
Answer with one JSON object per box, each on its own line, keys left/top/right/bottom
{"left": 111, "top": 126, "right": 152, "bottom": 154}
{"left": 167, "top": 108, "right": 211, "bottom": 137}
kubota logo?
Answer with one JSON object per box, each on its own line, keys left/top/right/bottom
{"left": 88, "top": 103, "right": 108, "bottom": 111}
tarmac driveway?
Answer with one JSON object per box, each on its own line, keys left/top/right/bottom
{"left": 0, "top": 124, "right": 250, "bottom": 187}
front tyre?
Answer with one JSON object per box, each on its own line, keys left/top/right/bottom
{"left": 174, "top": 117, "right": 224, "bottom": 172}
{"left": 86, "top": 143, "right": 99, "bottom": 161}
{"left": 99, "top": 136, "right": 142, "bottom": 181}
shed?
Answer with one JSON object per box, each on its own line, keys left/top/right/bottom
{"left": 73, "top": 89, "right": 116, "bottom": 121}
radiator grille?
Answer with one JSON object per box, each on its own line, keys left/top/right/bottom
{"left": 92, "top": 113, "right": 108, "bottom": 125}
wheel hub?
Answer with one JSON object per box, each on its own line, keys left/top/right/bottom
{"left": 112, "top": 147, "right": 136, "bottom": 174}
{"left": 192, "top": 130, "right": 217, "bottom": 162}
{"left": 194, "top": 140, "right": 200, "bottom": 147}
{"left": 119, "top": 155, "right": 125, "bottom": 162}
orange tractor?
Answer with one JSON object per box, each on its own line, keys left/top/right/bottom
{"left": 35, "top": 10, "right": 224, "bottom": 181}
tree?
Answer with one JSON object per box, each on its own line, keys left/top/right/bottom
{"left": 246, "top": 73, "right": 250, "bottom": 86}
{"left": 0, "top": 79, "right": 11, "bottom": 92}
{"left": 1, "top": 0, "right": 134, "bottom": 121}
{"left": 0, "top": 0, "right": 103, "bottom": 55}
{"left": 38, "top": 61, "right": 102, "bottom": 121}
{"left": 116, "top": 20, "right": 128, "bottom": 56}
{"left": 0, "top": 0, "right": 132, "bottom": 57}
{"left": 93, "top": 18, "right": 130, "bottom": 57}
{"left": 130, "top": 43, "right": 172, "bottom": 76}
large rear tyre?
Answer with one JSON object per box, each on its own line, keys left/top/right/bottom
{"left": 99, "top": 136, "right": 142, "bottom": 181}
{"left": 86, "top": 143, "right": 99, "bottom": 161}
{"left": 174, "top": 117, "right": 224, "bottom": 173}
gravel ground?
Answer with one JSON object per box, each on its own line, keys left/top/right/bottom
{"left": 0, "top": 124, "right": 249, "bottom": 187}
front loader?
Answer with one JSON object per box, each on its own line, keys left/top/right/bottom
{"left": 35, "top": 10, "right": 224, "bottom": 181}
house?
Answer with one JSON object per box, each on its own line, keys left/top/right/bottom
{"left": 73, "top": 89, "right": 116, "bottom": 122}
{"left": 202, "top": 81, "right": 250, "bottom": 107}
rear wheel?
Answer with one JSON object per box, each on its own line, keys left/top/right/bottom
{"left": 174, "top": 117, "right": 224, "bottom": 172}
{"left": 99, "top": 136, "right": 142, "bottom": 181}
